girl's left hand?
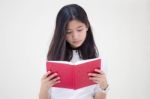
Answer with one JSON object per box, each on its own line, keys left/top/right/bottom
{"left": 88, "top": 69, "right": 108, "bottom": 90}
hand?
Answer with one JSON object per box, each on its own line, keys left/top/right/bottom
{"left": 88, "top": 69, "right": 108, "bottom": 90}
{"left": 40, "top": 71, "right": 60, "bottom": 91}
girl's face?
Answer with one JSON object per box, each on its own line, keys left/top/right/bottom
{"left": 66, "top": 20, "right": 88, "bottom": 48}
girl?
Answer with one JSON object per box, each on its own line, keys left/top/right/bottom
{"left": 39, "top": 4, "right": 109, "bottom": 99}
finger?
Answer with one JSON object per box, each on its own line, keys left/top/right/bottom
{"left": 89, "top": 77, "right": 100, "bottom": 81}
{"left": 94, "top": 69, "right": 105, "bottom": 75}
{"left": 47, "top": 73, "right": 58, "bottom": 81}
{"left": 50, "top": 77, "right": 61, "bottom": 86}
{"left": 93, "top": 80, "right": 99, "bottom": 84}
{"left": 94, "top": 69, "right": 101, "bottom": 73}
{"left": 42, "top": 71, "right": 51, "bottom": 79}
{"left": 51, "top": 80, "right": 61, "bottom": 86}
{"left": 89, "top": 77, "right": 99, "bottom": 83}
{"left": 88, "top": 73, "right": 101, "bottom": 77}
{"left": 51, "top": 77, "right": 60, "bottom": 83}
{"left": 99, "top": 70, "right": 105, "bottom": 75}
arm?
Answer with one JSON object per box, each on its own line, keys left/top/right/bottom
{"left": 94, "top": 92, "right": 106, "bottom": 99}
{"left": 39, "top": 87, "right": 50, "bottom": 99}
{"left": 93, "top": 85, "right": 109, "bottom": 99}
{"left": 39, "top": 71, "right": 60, "bottom": 99}
{"left": 88, "top": 69, "right": 109, "bottom": 99}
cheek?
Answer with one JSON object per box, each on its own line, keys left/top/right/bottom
{"left": 66, "top": 35, "right": 71, "bottom": 42}
{"left": 81, "top": 31, "right": 87, "bottom": 39}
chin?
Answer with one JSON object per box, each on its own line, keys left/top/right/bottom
{"left": 72, "top": 44, "right": 82, "bottom": 48}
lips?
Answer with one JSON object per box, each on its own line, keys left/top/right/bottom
{"left": 73, "top": 40, "right": 81, "bottom": 44}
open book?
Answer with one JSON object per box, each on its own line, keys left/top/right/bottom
{"left": 46, "top": 58, "right": 101, "bottom": 90}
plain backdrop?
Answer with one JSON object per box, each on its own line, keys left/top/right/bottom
{"left": 0, "top": 0, "right": 150, "bottom": 99}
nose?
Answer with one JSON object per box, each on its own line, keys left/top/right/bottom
{"left": 72, "top": 32, "right": 78, "bottom": 40}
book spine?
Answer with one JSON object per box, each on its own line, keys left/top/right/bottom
{"left": 73, "top": 67, "right": 76, "bottom": 90}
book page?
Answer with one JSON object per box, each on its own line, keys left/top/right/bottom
{"left": 47, "top": 57, "right": 100, "bottom": 65}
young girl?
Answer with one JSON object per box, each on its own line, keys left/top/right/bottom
{"left": 39, "top": 4, "right": 109, "bottom": 99}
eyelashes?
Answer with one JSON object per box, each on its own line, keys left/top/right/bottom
{"left": 66, "top": 29, "right": 83, "bottom": 34}
{"left": 77, "top": 30, "right": 82, "bottom": 32}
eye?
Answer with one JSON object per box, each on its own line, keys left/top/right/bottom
{"left": 66, "top": 31, "right": 72, "bottom": 34}
{"left": 77, "top": 29, "right": 83, "bottom": 32}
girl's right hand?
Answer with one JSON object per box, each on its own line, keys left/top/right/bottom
{"left": 40, "top": 71, "right": 60, "bottom": 91}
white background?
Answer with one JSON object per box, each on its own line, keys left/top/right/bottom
{"left": 0, "top": 0, "right": 150, "bottom": 99}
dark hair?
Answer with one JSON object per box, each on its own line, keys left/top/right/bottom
{"left": 47, "top": 4, "right": 99, "bottom": 61}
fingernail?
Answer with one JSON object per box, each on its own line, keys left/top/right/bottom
{"left": 54, "top": 73, "right": 57, "bottom": 75}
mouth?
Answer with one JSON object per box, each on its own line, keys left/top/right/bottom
{"left": 73, "top": 40, "right": 81, "bottom": 44}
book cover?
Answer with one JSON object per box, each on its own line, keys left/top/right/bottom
{"left": 46, "top": 58, "right": 101, "bottom": 90}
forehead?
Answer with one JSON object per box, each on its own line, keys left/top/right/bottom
{"left": 67, "top": 20, "right": 86, "bottom": 30}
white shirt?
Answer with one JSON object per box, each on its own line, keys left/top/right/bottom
{"left": 48, "top": 50, "right": 107, "bottom": 99}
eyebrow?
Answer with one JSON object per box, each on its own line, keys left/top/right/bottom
{"left": 66, "top": 26, "right": 83, "bottom": 30}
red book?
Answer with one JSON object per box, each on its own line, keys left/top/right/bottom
{"left": 46, "top": 58, "right": 101, "bottom": 90}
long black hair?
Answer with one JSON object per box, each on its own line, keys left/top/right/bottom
{"left": 47, "top": 4, "right": 99, "bottom": 61}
